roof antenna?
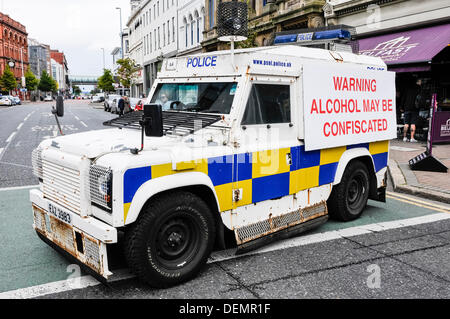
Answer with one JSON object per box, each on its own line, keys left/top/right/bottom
{"left": 217, "top": 0, "right": 248, "bottom": 71}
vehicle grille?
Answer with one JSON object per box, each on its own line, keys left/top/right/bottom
{"left": 31, "top": 148, "right": 43, "bottom": 180}
{"left": 42, "top": 160, "right": 81, "bottom": 214}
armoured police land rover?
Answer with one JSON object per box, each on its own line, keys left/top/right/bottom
{"left": 31, "top": 44, "right": 397, "bottom": 287}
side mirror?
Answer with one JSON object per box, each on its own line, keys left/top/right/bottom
{"left": 54, "top": 95, "right": 64, "bottom": 117}
{"left": 143, "top": 104, "right": 163, "bottom": 137}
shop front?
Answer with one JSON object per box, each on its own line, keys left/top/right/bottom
{"left": 359, "top": 23, "right": 450, "bottom": 143}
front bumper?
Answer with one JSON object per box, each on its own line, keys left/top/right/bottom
{"left": 30, "top": 189, "right": 118, "bottom": 278}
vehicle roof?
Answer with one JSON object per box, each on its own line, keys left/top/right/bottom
{"left": 159, "top": 45, "right": 387, "bottom": 79}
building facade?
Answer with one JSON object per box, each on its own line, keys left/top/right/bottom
{"left": 0, "top": 12, "right": 29, "bottom": 95}
{"left": 202, "top": 0, "right": 326, "bottom": 51}
{"left": 178, "top": 0, "right": 205, "bottom": 56}
{"left": 50, "top": 49, "right": 69, "bottom": 93}
{"left": 126, "top": 0, "right": 179, "bottom": 98}
{"left": 28, "top": 38, "right": 51, "bottom": 79}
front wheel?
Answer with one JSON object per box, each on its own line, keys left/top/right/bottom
{"left": 124, "top": 191, "right": 216, "bottom": 288}
{"left": 328, "top": 161, "right": 370, "bottom": 221}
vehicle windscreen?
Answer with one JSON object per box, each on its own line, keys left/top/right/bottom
{"left": 150, "top": 82, "right": 237, "bottom": 114}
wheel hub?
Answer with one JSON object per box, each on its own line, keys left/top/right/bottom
{"left": 167, "top": 232, "right": 183, "bottom": 248}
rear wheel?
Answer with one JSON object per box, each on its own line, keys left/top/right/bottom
{"left": 328, "top": 161, "right": 370, "bottom": 221}
{"left": 124, "top": 191, "right": 216, "bottom": 288}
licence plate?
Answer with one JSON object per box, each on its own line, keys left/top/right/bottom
{"left": 47, "top": 203, "right": 73, "bottom": 225}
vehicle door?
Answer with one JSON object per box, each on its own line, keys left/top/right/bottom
{"left": 230, "top": 75, "right": 304, "bottom": 236}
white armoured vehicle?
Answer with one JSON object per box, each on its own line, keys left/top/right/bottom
{"left": 31, "top": 45, "right": 397, "bottom": 287}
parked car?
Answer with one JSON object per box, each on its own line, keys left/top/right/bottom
{"left": 44, "top": 95, "right": 53, "bottom": 102}
{"left": 110, "top": 98, "right": 121, "bottom": 114}
{"left": 0, "top": 96, "right": 12, "bottom": 106}
{"left": 5, "top": 96, "right": 17, "bottom": 106}
{"left": 92, "top": 93, "right": 105, "bottom": 103}
{"left": 13, "top": 96, "right": 21, "bottom": 105}
{"left": 104, "top": 94, "right": 121, "bottom": 111}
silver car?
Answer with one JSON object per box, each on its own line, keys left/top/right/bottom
{"left": 0, "top": 96, "right": 12, "bottom": 106}
{"left": 104, "top": 94, "right": 121, "bottom": 111}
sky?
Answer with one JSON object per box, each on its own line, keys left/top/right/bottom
{"left": 1, "top": 0, "right": 131, "bottom": 76}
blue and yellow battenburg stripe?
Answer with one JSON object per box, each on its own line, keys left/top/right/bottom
{"left": 123, "top": 141, "right": 389, "bottom": 220}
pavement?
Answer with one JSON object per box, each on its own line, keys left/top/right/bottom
{"left": 388, "top": 139, "right": 450, "bottom": 204}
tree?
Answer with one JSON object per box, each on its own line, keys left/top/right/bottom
{"left": 38, "top": 70, "right": 54, "bottom": 92}
{"left": 72, "top": 85, "right": 81, "bottom": 95}
{"left": 97, "top": 69, "right": 115, "bottom": 92}
{"left": 116, "top": 58, "right": 141, "bottom": 89}
{"left": 0, "top": 65, "right": 18, "bottom": 94}
{"left": 25, "top": 68, "right": 39, "bottom": 92}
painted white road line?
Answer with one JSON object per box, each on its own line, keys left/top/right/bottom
{"left": 0, "top": 148, "right": 4, "bottom": 157}
{"left": 0, "top": 161, "right": 33, "bottom": 169}
{"left": 0, "top": 269, "right": 135, "bottom": 299}
{"left": 80, "top": 121, "right": 88, "bottom": 128}
{"left": 74, "top": 116, "right": 80, "bottom": 121}
{"left": 0, "top": 184, "right": 38, "bottom": 192}
{"left": 1, "top": 212, "right": 449, "bottom": 299}
{"left": 6, "top": 132, "right": 16, "bottom": 143}
{"left": 17, "top": 123, "right": 24, "bottom": 131}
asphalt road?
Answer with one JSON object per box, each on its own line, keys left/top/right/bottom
{"left": 0, "top": 100, "right": 115, "bottom": 188}
{"left": 0, "top": 101, "right": 449, "bottom": 300}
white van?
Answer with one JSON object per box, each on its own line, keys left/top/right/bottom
{"left": 30, "top": 45, "right": 397, "bottom": 288}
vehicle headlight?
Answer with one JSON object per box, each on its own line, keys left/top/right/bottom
{"left": 89, "top": 165, "right": 113, "bottom": 211}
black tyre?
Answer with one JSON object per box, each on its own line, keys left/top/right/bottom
{"left": 328, "top": 161, "right": 370, "bottom": 221}
{"left": 124, "top": 191, "right": 216, "bottom": 288}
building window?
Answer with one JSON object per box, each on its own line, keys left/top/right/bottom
{"left": 147, "top": 34, "right": 150, "bottom": 53}
{"left": 263, "top": 0, "right": 267, "bottom": 5}
{"left": 144, "top": 36, "right": 147, "bottom": 55}
{"left": 208, "top": 0, "right": 214, "bottom": 29}
{"left": 158, "top": 27, "right": 160, "bottom": 48}
{"left": 149, "top": 9, "right": 151, "bottom": 22}
{"left": 191, "top": 20, "right": 194, "bottom": 46}
{"left": 167, "top": 20, "right": 170, "bottom": 43}
{"left": 163, "top": 0, "right": 165, "bottom": 12}
{"left": 154, "top": 29, "right": 157, "bottom": 49}
{"left": 154, "top": 5, "right": 156, "bottom": 19}
{"left": 157, "top": 2, "right": 160, "bottom": 16}
{"left": 197, "top": 18, "right": 200, "bottom": 43}
{"left": 163, "top": 23, "right": 166, "bottom": 46}
{"left": 150, "top": 33, "right": 152, "bottom": 52}
{"left": 172, "top": 17, "right": 175, "bottom": 43}
{"left": 185, "top": 23, "right": 188, "bottom": 47}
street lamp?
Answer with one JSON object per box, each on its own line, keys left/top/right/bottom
{"left": 101, "top": 48, "right": 105, "bottom": 70}
{"left": 116, "top": 7, "right": 124, "bottom": 60}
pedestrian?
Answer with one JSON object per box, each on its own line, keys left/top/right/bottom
{"left": 118, "top": 96, "right": 125, "bottom": 116}
{"left": 401, "top": 78, "right": 421, "bottom": 143}
{"left": 123, "top": 96, "right": 132, "bottom": 114}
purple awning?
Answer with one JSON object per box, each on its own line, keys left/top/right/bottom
{"left": 359, "top": 24, "right": 450, "bottom": 65}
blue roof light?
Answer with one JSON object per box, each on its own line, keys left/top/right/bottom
{"left": 274, "top": 34, "right": 299, "bottom": 44}
{"left": 313, "top": 29, "right": 352, "bottom": 40}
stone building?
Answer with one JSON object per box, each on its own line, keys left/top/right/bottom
{"left": 0, "top": 12, "right": 29, "bottom": 87}
{"left": 50, "top": 50, "right": 69, "bottom": 93}
{"left": 202, "top": 0, "right": 326, "bottom": 52}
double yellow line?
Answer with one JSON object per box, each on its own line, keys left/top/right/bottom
{"left": 386, "top": 191, "right": 450, "bottom": 214}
